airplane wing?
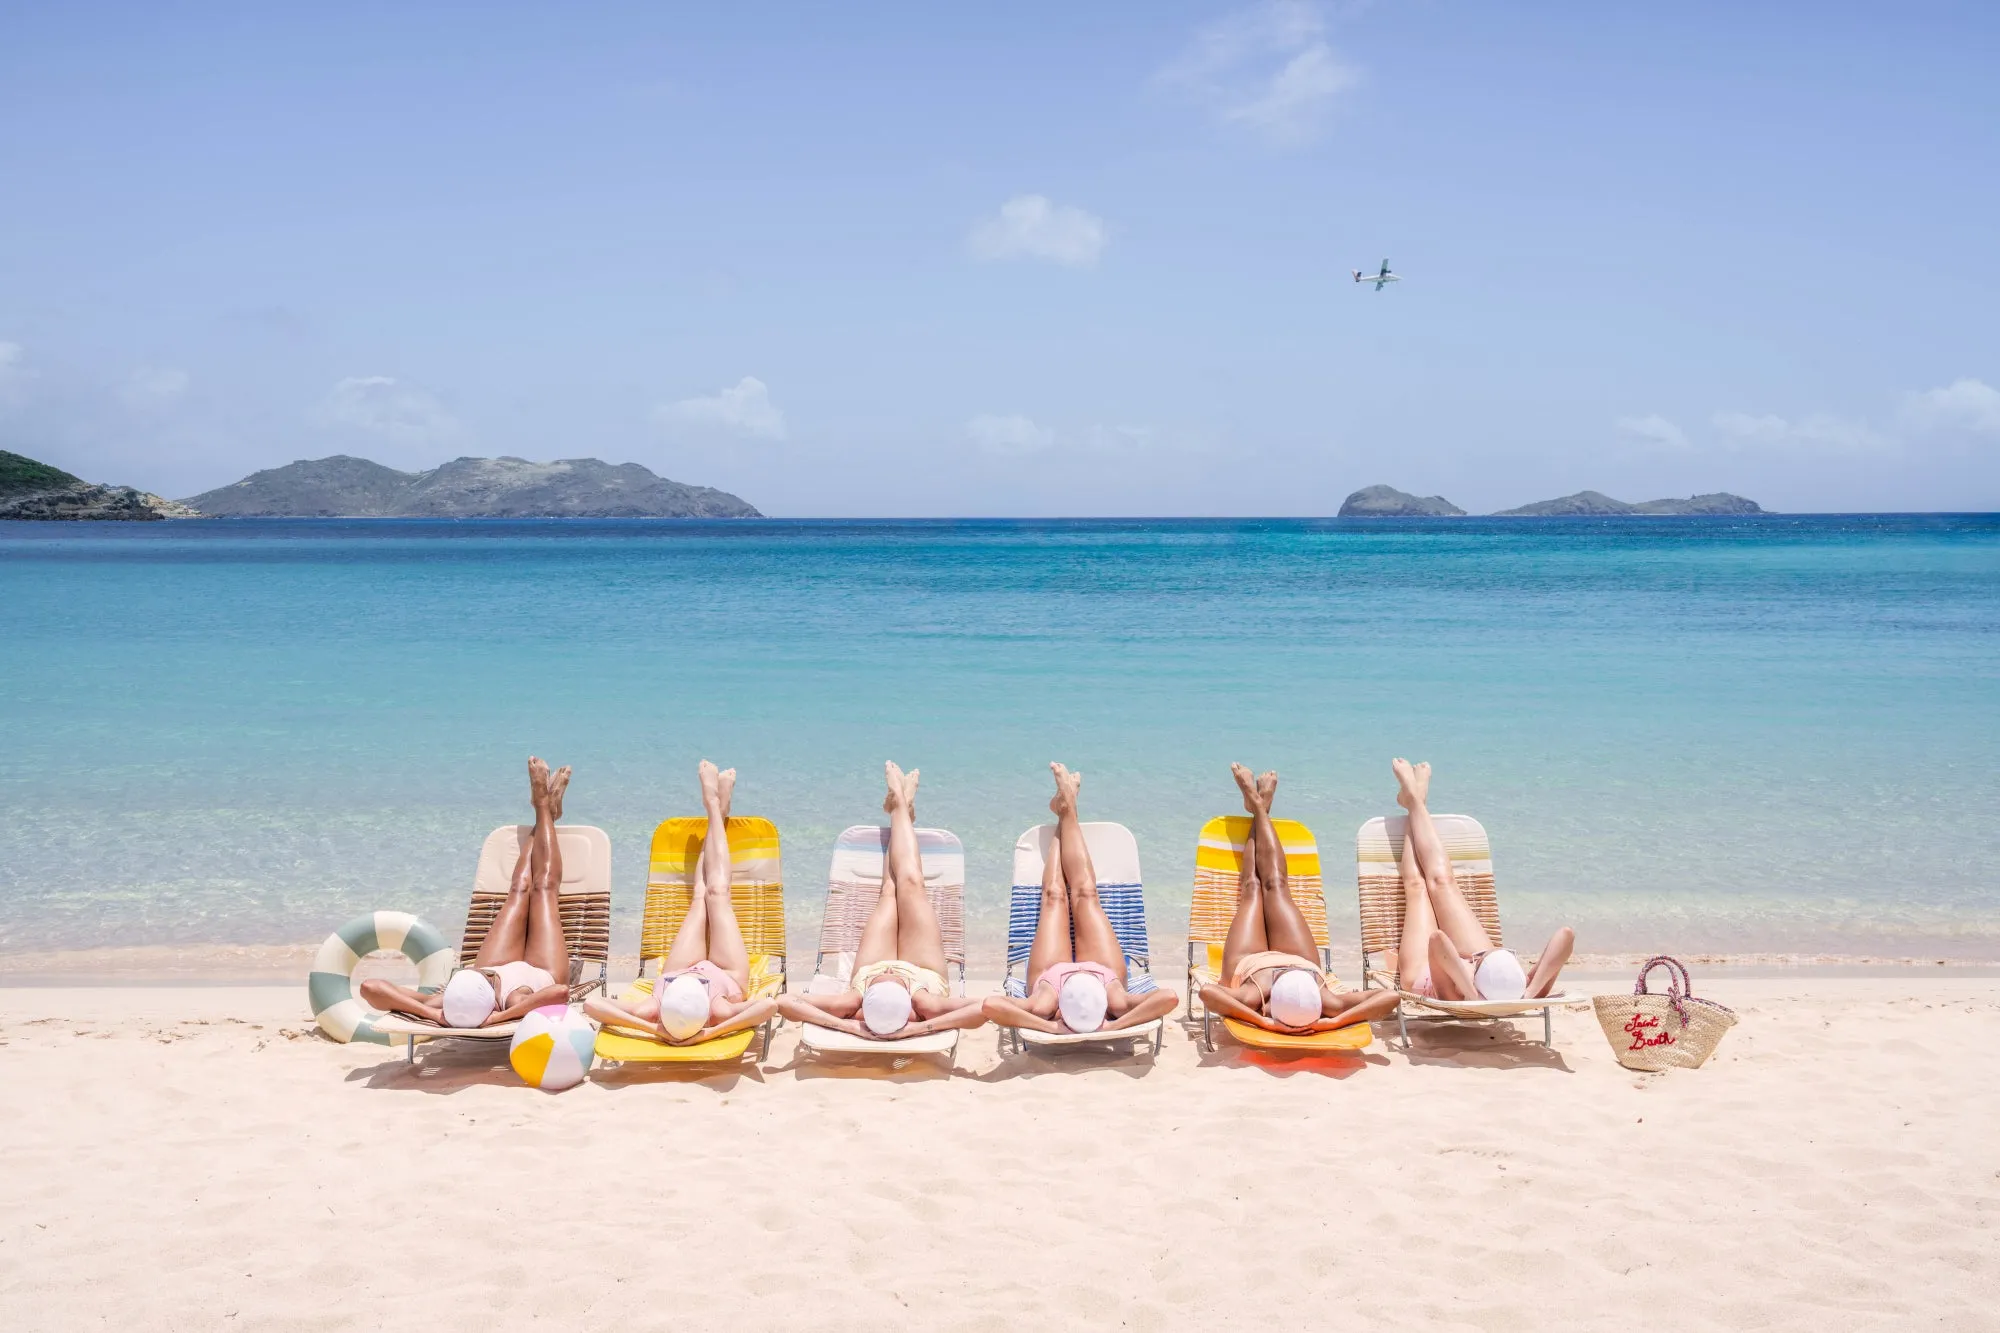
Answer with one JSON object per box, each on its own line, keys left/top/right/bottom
{"left": 1374, "top": 277, "right": 1387, "bottom": 291}
{"left": 1378, "top": 259, "right": 1390, "bottom": 277}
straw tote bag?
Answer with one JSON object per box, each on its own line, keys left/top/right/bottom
{"left": 1593, "top": 955, "right": 1737, "bottom": 1071}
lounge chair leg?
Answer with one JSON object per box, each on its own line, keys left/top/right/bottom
{"left": 405, "top": 1035, "right": 415, "bottom": 1066}
{"left": 1396, "top": 1005, "right": 1409, "bottom": 1053}
{"left": 1543, "top": 1006, "right": 1553, "bottom": 1048}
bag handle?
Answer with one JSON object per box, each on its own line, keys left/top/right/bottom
{"left": 1634, "top": 955, "right": 1692, "bottom": 1024}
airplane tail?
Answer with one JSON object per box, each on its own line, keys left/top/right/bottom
{"left": 1351, "top": 270, "right": 1363, "bottom": 282}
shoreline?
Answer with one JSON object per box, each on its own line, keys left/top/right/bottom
{"left": 4, "top": 940, "right": 1998, "bottom": 987}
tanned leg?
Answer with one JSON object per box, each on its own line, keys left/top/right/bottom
{"left": 1217, "top": 763, "right": 1271, "bottom": 987}
{"left": 472, "top": 757, "right": 547, "bottom": 968}
{"left": 1023, "top": 773, "right": 1075, "bottom": 993}
{"left": 1249, "top": 769, "right": 1319, "bottom": 961}
{"left": 1392, "top": 784, "right": 1440, "bottom": 992}
{"left": 700, "top": 766, "right": 752, "bottom": 990}
{"left": 852, "top": 762, "right": 907, "bottom": 971}
{"left": 523, "top": 763, "right": 571, "bottom": 982}
{"left": 886, "top": 762, "right": 949, "bottom": 976}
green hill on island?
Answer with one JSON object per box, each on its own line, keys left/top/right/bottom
{"left": 182, "top": 454, "right": 761, "bottom": 518}
{"left": 0, "top": 449, "right": 197, "bottom": 520}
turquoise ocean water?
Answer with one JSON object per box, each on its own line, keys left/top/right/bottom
{"left": 3, "top": 516, "right": 1996, "bottom": 965}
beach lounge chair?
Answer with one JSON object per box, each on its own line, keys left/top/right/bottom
{"left": 1356, "top": 813, "right": 1586, "bottom": 1049}
{"left": 999, "top": 821, "right": 1165, "bottom": 1058}
{"left": 794, "top": 825, "right": 967, "bottom": 1065}
{"left": 1187, "top": 815, "right": 1373, "bottom": 1054}
{"left": 593, "top": 815, "right": 787, "bottom": 1066}
{"left": 372, "top": 823, "right": 613, "bottom": 1063}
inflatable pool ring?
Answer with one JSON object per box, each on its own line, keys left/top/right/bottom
{"left": 509, "top": 1005, "right": 597, "bottom": 1091}
{"left": 308, "top": 911, "right": 455, "bottom": 1044}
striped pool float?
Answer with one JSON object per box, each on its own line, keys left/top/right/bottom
{"left": 308, "top": 911, "right": 455, "bottom": 1045}
{"left": 1002, "top": 821, "right": 1163, "bottom": 1055}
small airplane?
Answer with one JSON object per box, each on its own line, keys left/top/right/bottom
{"left": 1353, "top": 259, "right": 1400, "bottom": 291}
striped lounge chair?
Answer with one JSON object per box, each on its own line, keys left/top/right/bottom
{"left": 794, "top": 825, "right": 968, "bottom": 1065}
{"left": 593, "top": 815, "right": 787, "bottom": 1066}
{"left": 1000, "top": 822, "right": 1164, "bottom": 1057}
{"left": 372, "top": 823, "right": 613, "bottom": 1063}
{"left": 1187, "top": 815, "right": 1373, "bottom": 1055}
{"left": 1356, "top": 813, "right": 1585, "bottom": 1049}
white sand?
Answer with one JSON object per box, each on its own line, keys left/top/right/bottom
{"left": 3, "top": 978, "right": 1995, "bottom": 1331}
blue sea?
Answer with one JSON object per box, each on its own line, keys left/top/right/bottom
{"left": 3, "top": 516, "right": 1996, "bottom": 965}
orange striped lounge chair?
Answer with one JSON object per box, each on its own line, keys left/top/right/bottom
{"left": 1187, "top": 815, "right": 1373, "bottom": 1055}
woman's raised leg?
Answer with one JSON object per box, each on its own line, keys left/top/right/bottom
{"left": 1022, "top": 781, "right": 1075, "bottom": 993}
{"left": 886, "top": 762, "right": 949, "bottom": 976}
{"left": 657, "top": 762, "right": 722, "bottom": 975}
{"left": 523, "top": 763, "right": 571, "bottom": 982}
{"left": 1393, "top": 807, "right": 1440, "bottom": 991}
{"left": 1248, "top": 770, "right": 1319, "bottom": 962}
{"left": 471, "top": 757, "right": 547, "bottom": 968}
{"left": 852, "top": 762, "right": 908, "bottom": 971}
{"left": 1217, "top": 764, "right": 1271, "bottom": 986}
{"left": 699, "top": 765, "right": 752, "bottom": 991}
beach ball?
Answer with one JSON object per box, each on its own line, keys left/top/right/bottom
{"left": 509, "top": 1005, "right": 596, "bottom": 1091}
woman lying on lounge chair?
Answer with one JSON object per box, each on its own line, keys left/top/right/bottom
{"left": 1197, "top": 765, "right": 1400, "bottom": 1035}
{"left": 360, "top": 757, "right": 574, "bottom": 1029}
{"left": 775, "top": 762, "right": 988, "bottom": 1042}
{"left": 583, "top": 761, "right": 782, "bottom": 1045}
{"left": 1386, "top": 758, "right": 1574, "bottom": 1001}
{"left": 982, "top": 763, "right": 1180, "bottom": 1036}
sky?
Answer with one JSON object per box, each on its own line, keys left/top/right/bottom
{"left": 2, "top": 1, "right": 1996, "bottom": 515}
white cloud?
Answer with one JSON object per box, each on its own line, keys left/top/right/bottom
{"left": 1900, "top": 378, "right": 2000, "bottom": 435}
{"left": 967, "top": 196, "right": 1107, "bottom": 268}
{"left": 314, "top": 376, "right": 459, "bottom": 441}
{"left": 120, "top": 366, "right": 191, "bottom": 408}
{"left": 1159, "top": 0, "right": 1358, "bottom": 146}
{"left": 1616, "top": 414, "right": 1689, "bottom": 450}
{"left": 967, "top": 414, "right": 1055, "bottom": 454}
{"left": 658, "top": 376, "right": 787, "bottom": 441}
{"left": 1710, "top": 410, "right": 1892, "bottom": 454}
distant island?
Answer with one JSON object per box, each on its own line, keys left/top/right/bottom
{"left": 1338, "top": 485, "right": 1467, "bottom": 517}
{"left": 1493, "top": 490, "right": 1764, "bottom": 517}
{"left": 0, "top": 450, "right": 197, "bottom": 521}
{"left": 1337, "top": 482, "right": 1765, "bottom": 518}
{"left": 181, "top": 454, "right": 761, "bottom": 518}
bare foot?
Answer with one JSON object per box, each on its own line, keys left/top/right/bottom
{"left": 901, "top": 766, "right": 920, "bottom": 810}
{"left": 1392, "top": 758, "right": 1420, "bottom": 811}
{"left": 716, "top": 767, "right": 737, "bottom": 818}
{"left": 1049, "top": 762, "right": 1081, "bottom": 817}
{"left": 1231, "top": 763, "right": 1264, "bottom": 815}
{"left": 528, "top": 756, "right": 551, "bottom": 807}
{"left": 1257, "top": 770, "right": 1278, "bottom": 811}
{"left": 699, "top": 759, "right": 721, "bottom": 812}
{"left": 1413, "top": 761, "right": 1432, "bottom": 804}
{"left": 546, "top": 765, "right": 571, "bottom": 821}
{"left": 883, "top": 761, "right": 906, "bottom": 814}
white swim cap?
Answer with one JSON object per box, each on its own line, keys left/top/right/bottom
{"left": 861, "top": 979, "right": 913, "bottom": 1036}
{"left": 1267, "top": 968, "right": 1322, "bottom": 1028}
{"left": 658, "top": 973, "right": 710, "bottom": 1041}
{"left": 441, "top": 969, "right": 497, "bottom": 1029}
{"left": 1474, "top": 949, "right": 1527, "bottom": 1001}
{"left": 1057, "top": 973, "right": 1109, "bottom": 1034}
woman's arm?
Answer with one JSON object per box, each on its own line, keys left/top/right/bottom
{"left": 1104, "top": 986, "right": 1178, "bottom": 1031}
{"left": 776, "top": 992, "right": 870, "bottom": 1035}
{"left": 981, "top": 995, "right": 1064, "bottom": 1033}
{"left": 695, "top": 995, "right": 780, "bottom": 1043}
{"left": 484, "top": 982, "right": 569, "bottom": 1026}
{"left": 1199, "top": 982, "right": 1294, "bottom": 1032}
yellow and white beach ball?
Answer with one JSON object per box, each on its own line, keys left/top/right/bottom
{"left": 508, "top": 1005, "right": 596, "bottom": 1091}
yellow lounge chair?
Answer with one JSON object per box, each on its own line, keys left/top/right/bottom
{"left": 593, "top": 816, "right": 787, "bottom": 1066}
{"left": 1356, "top": 813, "right": 1586, "bottom": 1049}
{"left": 1187, "top": 815, "right": 1373, "bottom": 1054}
{"left": 372, "top": 824, "right": 613, "bottom": 1064}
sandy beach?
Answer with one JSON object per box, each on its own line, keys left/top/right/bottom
{"left": 4, "top": 976, "right": 1995, "bottom": 1331}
